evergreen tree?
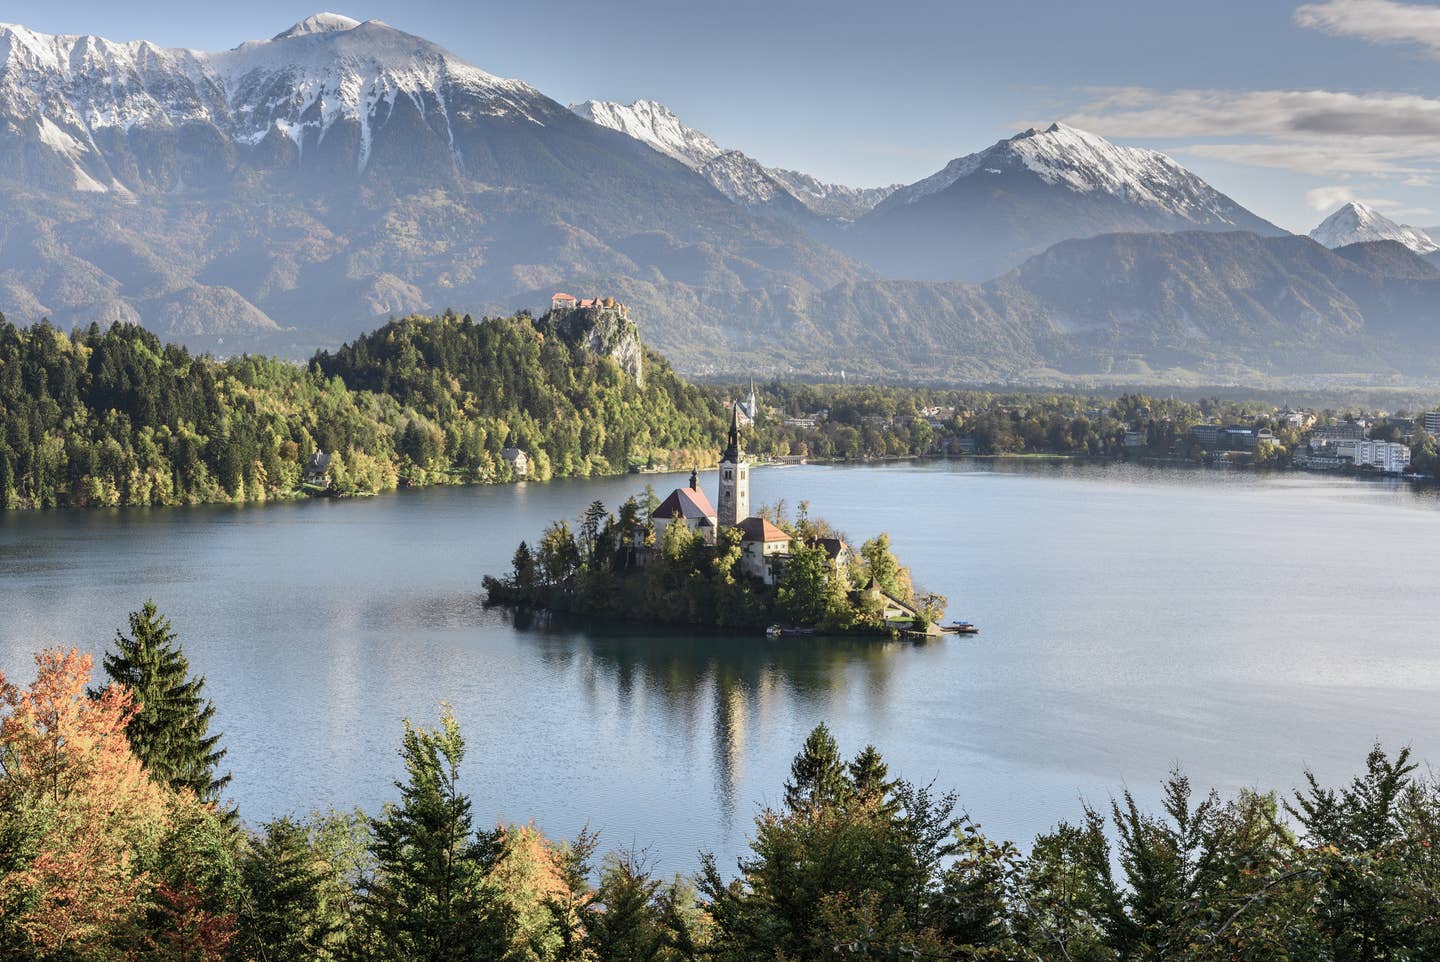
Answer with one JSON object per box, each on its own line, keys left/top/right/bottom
{"left": 587, "top": 851, "right": 664, "bottom": 962}
{"left": 848, "top": 745, "right": 895, "bottom": 805}
{"left": 239, "top": 817, "right": 339, "bottom": 962}
{"left": 784, "top": 724, "right": 850, "bottom": 813}
{"left": 101, "top": 601, "right": 231, "bottom": 803}
{"left": 361, "top": 707, "right": 494, "bottom": 962}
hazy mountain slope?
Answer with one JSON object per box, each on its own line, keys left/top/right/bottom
{"left": 1310, "top": 202, "right": 1438, "bottom": 255}
{"left": 842, "top": 123, "right": 1286, "bottom": 282}
{"left": 0, "top": 16, "right": 867, "bottom": 345}
{"left": 570, "top": 99, "right": 898, "bottom": 222}
{"left": 782, "top": 232, "right": 1440, "bottom": 379}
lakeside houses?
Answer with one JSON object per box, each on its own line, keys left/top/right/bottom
{"left": 501, "top": 447, "right": 529, "bottom": 479}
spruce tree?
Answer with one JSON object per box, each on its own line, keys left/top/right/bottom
{"left": 783, "top": 724, "right": 851, "bottom": 812}
{"left": 102, "top": 600, "right": 231, "bottom": 802}
{"left": 362, "top": 708, "right": 494, "bottom": 961}
{"left": 239, "top": 818, "right": 338, "bottom": 962}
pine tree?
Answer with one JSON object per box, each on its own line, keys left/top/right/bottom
{"left": 587, "top": 851, "right": 664, "bottom": 962}
{"left": 362, "top": 707, "right": 493, "bottom": 961}
{"left": 783, "top": 724, "right": 851, "bottom": 813}
{"left": 239, "top": 817, "right": 338, "bottom": 962}
{"left": 101, "top": 601, "right": 231, "bottom": 803}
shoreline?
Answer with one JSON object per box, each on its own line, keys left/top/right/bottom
{"left": 2, "top": 451, "right": 1429, "bottom": 517}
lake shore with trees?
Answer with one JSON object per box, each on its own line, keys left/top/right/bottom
{"left": 8, "top": 309, "right": 1440, "bottom": 514}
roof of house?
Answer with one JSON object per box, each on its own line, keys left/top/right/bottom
{"left": 552, "top": 292, "right": 577, "bottom": 302}
{"left": 652, "top": 486, "right": 716, "bottom": 522}
{"left": 307, "top": 450, "right": 332, "bottom": 472}
{"left": 737, "top": 516, "right": 789, "bottom": 544}
{"left": 501, "top": 447, "right": 526, "bottom": 461}
{"left": 809, "top": 537, "right": 851, "bottom": 560}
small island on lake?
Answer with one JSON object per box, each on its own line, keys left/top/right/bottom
{"left": 483, "top": 406, "right": 951, "bottom": 636}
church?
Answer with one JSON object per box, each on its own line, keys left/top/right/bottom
{"left": 648, "top": 405, "right": 791, "bottom": 584}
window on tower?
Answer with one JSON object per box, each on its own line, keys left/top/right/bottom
{"left": 724, "top": 470, "right": 732, "bottom": 480}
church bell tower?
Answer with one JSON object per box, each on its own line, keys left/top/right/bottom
{"left": 717, "top": 404, "right": 749, "bottom": 528}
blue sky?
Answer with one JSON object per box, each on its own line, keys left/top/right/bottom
{"left": 8, "top": 0, "right": 1440, "bottom": 232}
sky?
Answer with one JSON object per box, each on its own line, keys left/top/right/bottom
{"left": 6, "top": 0, "right": 1440, "bottom": 233}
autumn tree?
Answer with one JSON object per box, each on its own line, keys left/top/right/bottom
{"left": 0, "top": 648, "right": 171, "bottom": 957}
{"left": 100, "top": 601, "right": 231, "bottom": 804}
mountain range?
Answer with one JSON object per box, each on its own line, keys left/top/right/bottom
{"left": 0, "top": 13, "right": 1437, "bottom": 383}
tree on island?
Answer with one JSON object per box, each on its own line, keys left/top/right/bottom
{"left": 99, "top": 601, "right": 231, "bottom": 805}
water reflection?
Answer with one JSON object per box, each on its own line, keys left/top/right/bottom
{"left": 7, "top": 461, "right": 1440, "bottom": 872}
{"left": 503, "top": 608, "right": 904, "bottom": 816}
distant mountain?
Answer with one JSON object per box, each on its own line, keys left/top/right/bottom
{"left": 777, "top": 232, "right": 1440, "bottom": 379}
{"left": 1309, "top": 203, "right": 1439, "bottom": 255}
{"left": 840, "top": 123, "right": 1286, "bottom": 282}
{"left": 0, "top": 15, "right": 866, "bottom": 349}
{"left": 570, "top": 99, "right": 898, "bottom": 222}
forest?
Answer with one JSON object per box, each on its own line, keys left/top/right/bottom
{"left": 0, "top": 312, "right": 723, "bottom": 510}
{"left": 5, "top": 310, "right": 1440, "bottom": 514}
{"left": 1, "top": 602, "right": 1438, "bottom": 961}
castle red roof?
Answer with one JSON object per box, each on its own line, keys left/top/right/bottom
{"left": 552, "top": 292, "right": 577, "bottom": 302}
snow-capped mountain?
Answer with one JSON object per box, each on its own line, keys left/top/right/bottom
{"left": 0, "top": 14, "right": 868, "bottom": 349}
{"left": 570, "top": 99, "right": 897, "bottom": 221}
{"left": 0, "top": 13, "right": 559, "bottom": 192}
{"left": 1309, "top": 202, "right": 1439, "bottom": 255}
{"left": 844, "top": 122, "right": 1285, "bottom": 281}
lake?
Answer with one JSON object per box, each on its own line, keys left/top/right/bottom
{"left": 4, "top": 460, "right": 1440, "bottom": 873}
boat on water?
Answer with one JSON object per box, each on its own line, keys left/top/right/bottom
{"left": 766, "top": 625, "right": 817, "bottom": 639}
{"left": 944, "top": 620, "right": 980, "bottom": 635}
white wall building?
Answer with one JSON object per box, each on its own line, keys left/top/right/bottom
{"left": 1337, "top": 440, "right": 1410, "bottom": 474}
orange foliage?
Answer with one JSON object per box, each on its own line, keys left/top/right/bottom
{"left": 0, "top": 648, "right": 171, "bottom": 955}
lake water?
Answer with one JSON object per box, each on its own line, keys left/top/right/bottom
{"left": 4, "top": 460, "right": 1440, "bottom": 873}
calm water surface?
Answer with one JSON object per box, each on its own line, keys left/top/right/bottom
{"left": 3, "top": 461, "right": 1440, "bottom": 872}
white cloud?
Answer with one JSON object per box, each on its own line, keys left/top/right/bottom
{"left": 1049, "top": 87, "right": 1440, "bottom": 179}
{"left": 1306, "top": 186, "right": 1361, "bottom": 210}
{"left": 1295, "top": 0, "right": 1440, "bottom": 55}
{"left": 1301, "top": 186, "right": 1428, "bottom": 215}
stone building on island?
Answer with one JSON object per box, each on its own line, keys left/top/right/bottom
{"left": 647, "top": 405, "right": 791, "bottom": 584}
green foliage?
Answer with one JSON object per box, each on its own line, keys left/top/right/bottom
{"left": 0, "top": 314, "right": 723, "bottom": 510}
{"left": 360, "top": 707, "right": 497, "bottom": 961}
{"left": 100, "top": 601, "right": 230, "bottom": 805}
{"left": 239, "top": 817, "right": 340, "bottom": 962}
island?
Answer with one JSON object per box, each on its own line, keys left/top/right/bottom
{"left": 483, "top": 406, "right": 950, "bottom": 635}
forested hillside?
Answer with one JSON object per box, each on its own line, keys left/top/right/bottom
{"left": 0, "top": 312, "right": 724, "bottom": 510}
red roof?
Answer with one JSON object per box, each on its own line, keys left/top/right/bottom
{"left": 552, "top": 292, "right": 577, "bottom": 301}
{"left": 652, "top": 486, "right": 717, "bottom": 521}
{"left": 737, "top": 516, "right": 790, "bottom": 544}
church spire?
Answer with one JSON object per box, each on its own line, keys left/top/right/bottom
{"left": 721, "top": 402, "right": 743, "bottom": 463}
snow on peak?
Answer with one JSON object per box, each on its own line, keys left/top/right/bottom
{"left": 883, "top": 121, "right": 1242, "bottom": 224}
{"left": 272, "top": 13, "right": 361, "bottom": 41}
{"left": 0, "top": 16, "right": 551, "bottom": 181}
{"left": 570, "top": 98, "right": 895, "bottom": 219}
{"left": 569, "top": 99, "right": 724, "bottom": 168}
{"left": 1309, "top": 202, "right": 1439, "bottom": 254}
